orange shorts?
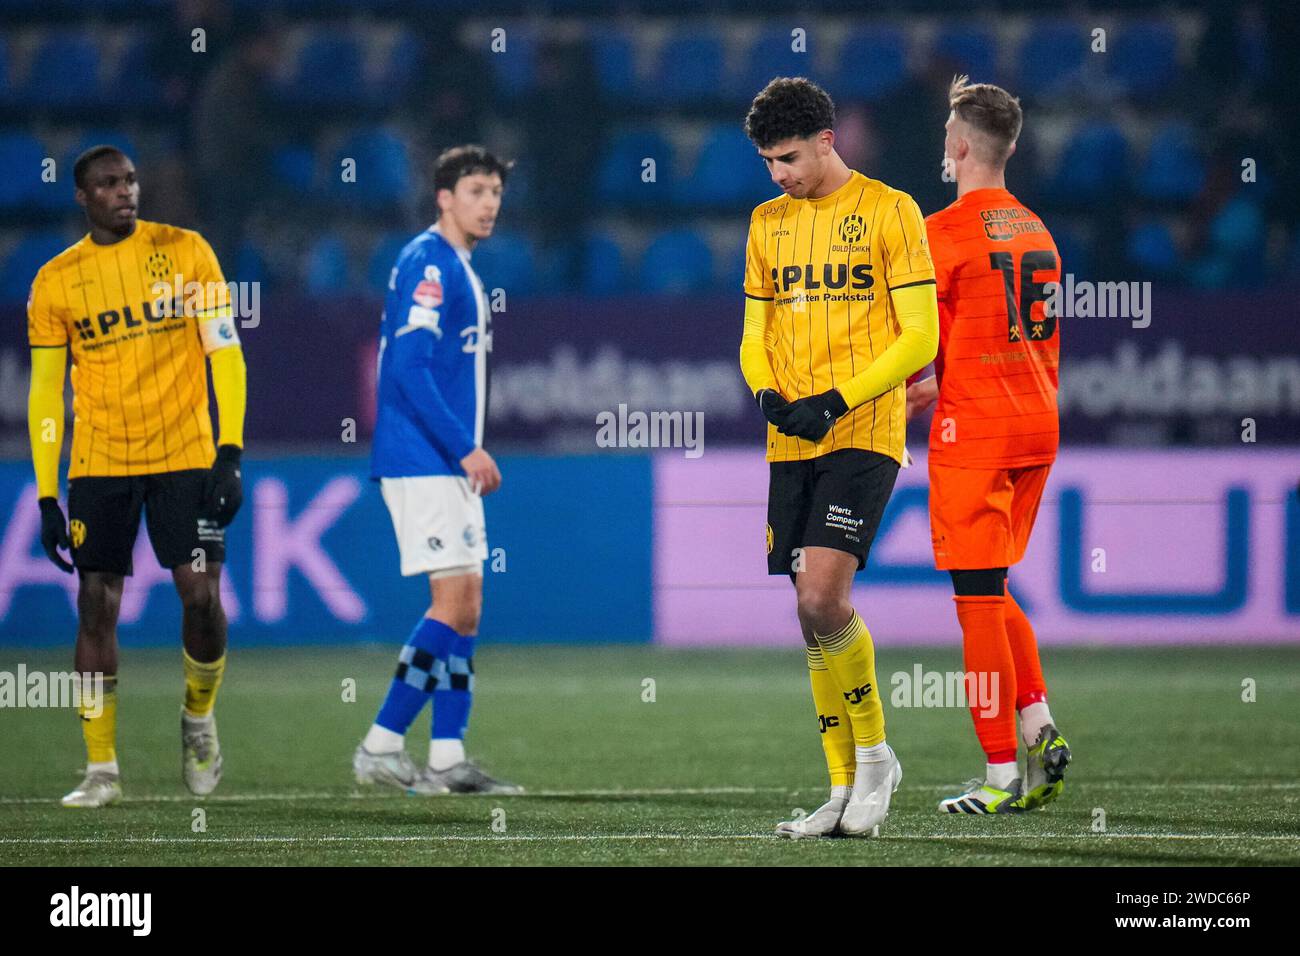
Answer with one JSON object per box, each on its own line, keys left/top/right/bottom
{"left": 929, "top": 462, "right": 1052, "bottom": 570}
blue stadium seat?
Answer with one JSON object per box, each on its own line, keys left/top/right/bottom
{"left": 488, "top": 30, "right": 536, "bottom": 98}
{"left": 640, "top": 229, "right": 713, "bottom": 294}
{"left": 1049, "top": 222, "right": 1091, "bottom": 280}
{"left": 596, "top": 129, "right": 675, "bottom": 208}
{"left": 1049, "top": 122, "right": 1129, "bottom": 202}
{"left": 286, "top": 34, "right": 365, "bottom": 105}
{"left": 271, "top": 144, "right": 316, "bottom": 194}
{"left": 1, "top": 232, "right": 71, "bottom": 303}
{"left": 470, "top": 230, "right": 536, "bottom": 296}
{"left": 650, "top": 30, "right": 725, "bottom": 103}
{"left": 328, "top": 128, "right": 412, "bottom": 206}
{"left": 22, "top": 32, "right": 102, "bottom": 105}
{"left": 592, "top": 28, "right": 636, "bottom": 100}
{"left": 1127, "top": 220, "right": 1179, "bottom": 275}
{"left": 1137, "top": 123, "right": 1204, "bottom": 202}
{"left": 303, "top": 234, "right": 350, "bottom": 296}
{"left": 0, "top": 38, "right": 11, "bottom": 103}
{"left": 580, "top": 231, "right": 628, "bottom": 295}
{"left": 0, "top": 133, "right": 49, "bottom": 208}
{"left": 738, "top": 28, "right": 820, "bottom": 98}
{"left": 232, "top": 240, "right": 269, "bottom": 287}
{"left": 378, "top": 31, "right": 424, "bottom": 98}
{"left": 677, "top": 125, "right": 775, "bottom": 208}
{"left": 933, "top": 25, "right": 999, "bottom": 83}
{"left": 1108, "top": 21, "right": 1178, "bottom": 98}
{"left": 833, "top": 26, "right": 908, "bottom": 100}
{"left": 113, "top": 33, "right": 162, "bottom": 105}
{"left": 367, "top": 232, "right": 409, "bottom": 293}
{"left": 716, "top": 236, "right": 746, "bottom": 292}
{"left": 1018, "top": 21, "right": 1087, "bottom": 95}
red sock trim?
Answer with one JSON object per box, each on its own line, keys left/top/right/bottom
{"left": 986, "top": 749, "right": 1017, "bottom": 765}
{"left": 1016, "top": 690, "right": 1047, "bottom": 710}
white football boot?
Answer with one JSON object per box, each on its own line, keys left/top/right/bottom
{"left": 838, "top": 746, "right": 903, "bottom": 836}
{"left": 182, "top": 711, "right": 223, "bottom": 796}
{"left": 353, "top": 744, "right": 425, "bottom": 791}
{"left": 61, "top": 769, "right": 122, "bottom": 808}
{"left": 776, "top": 787, "right": 850, "bottom": 838}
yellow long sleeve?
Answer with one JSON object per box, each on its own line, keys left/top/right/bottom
{"left": 27, "top": 346, "right": 66, "bottom": 499}
{"left": 209, "top": 345, "right": 247, "bottom": 448}
{"left": 739, "top": 295, "right": 778, "bottom": 396}
{"left": 836, "top": 283, "right": 939, "bottom": 410}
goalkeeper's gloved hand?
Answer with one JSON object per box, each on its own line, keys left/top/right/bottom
{"left": 775, "top": 389, "right": 850, "bottom": 443}
{"left": 203, "top": 444, "right": 243, "bottom": 528}
{"left": 755, "top": 388, "right": 790, "bottom": 427}
{"left": 38, "top": 496, "right": 74, "bottom": 573}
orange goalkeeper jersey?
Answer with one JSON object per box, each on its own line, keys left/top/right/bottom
{"left": 924, "top": 188, "right": 1060, "bottom": 469}
{"left": 27, "top": 220, "right": 229, "bottom": 478}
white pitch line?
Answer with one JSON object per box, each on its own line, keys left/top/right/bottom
{"left": 0, "top": 786, "right": 780, "bottom": 806}
{"left": 2, "top": 780, "right": 1298, "bottom": 807}
{"left": 0, "top": 833, "right": 1297, "bottom": 846}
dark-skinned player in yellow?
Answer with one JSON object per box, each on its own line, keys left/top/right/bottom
{"left": 740, "top": 79, "right": 939, "bottom": 837}
{"left": 27, "top": 146, "right": 247, "bottom": 807}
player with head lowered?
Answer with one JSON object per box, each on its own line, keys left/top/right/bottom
{"left": 27, "top": 146, "right": 247, "bottom": 807}
{"left": 740, "top": 78, "right": 939, "bottom": 837}
{"left": 906, "top": 77, "right": 1070, "bottom": 813}
{"left": 354, "top": 145, "right": 522, "bottom": 795}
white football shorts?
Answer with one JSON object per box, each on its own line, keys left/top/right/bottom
{"left": 379, "top": 476, "right": 488, "bottom": 577}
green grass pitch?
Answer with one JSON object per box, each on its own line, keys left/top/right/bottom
{"left": 1, "top": 644, "right": 1297, "bottom": 866}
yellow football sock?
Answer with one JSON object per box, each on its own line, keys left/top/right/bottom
{"left": 79, "top": 675, "right": 118, "bottom": 765}
{"left": 815, "top": 611, "right": 886, "bottom": 748}
{"left": 806, "top": 646, "right": 855, "bottom": 787}
{"left": 183, "top": 650, "right": 226, "bottom": 718}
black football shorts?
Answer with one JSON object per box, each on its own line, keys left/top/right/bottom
{"left": 766, "top": 449, "right": 899, "bottom": 577}
{"left": 67, "top": 470, "right": 224, "bottom": 576}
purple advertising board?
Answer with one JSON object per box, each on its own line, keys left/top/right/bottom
{"left": 653, "top": 448, "right": 1300, "bottom": 646}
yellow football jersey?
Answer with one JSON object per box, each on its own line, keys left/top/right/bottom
{"left": 744, "top": 170, "right": 935, "bottom": 463}
{"left": 27, "top": 220, "right": 229, "bottom": 477}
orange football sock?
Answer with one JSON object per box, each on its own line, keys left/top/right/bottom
{"left": 954, "top": 595, "right": 1017, "bottom": 763}
{"left": 1004, "top": 590, "right": 1047, "bottom": 710}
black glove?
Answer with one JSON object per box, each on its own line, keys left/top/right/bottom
{"left": 775, "top": 389, "right": 850, "bottom": 442}
{"left": 755, "top": 388, "right": 790, "bottom": 426}
{"left": 203, "top": 444, "right": 243, "bottom": 528}
{"left": 38, "top": 496, "right": 74, "bottom": 573}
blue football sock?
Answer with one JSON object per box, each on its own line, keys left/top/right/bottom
{"left": 432, "top": 634, "right": 475, "bottom": 742}
{"left": 374, "top": 617, "right": 457, "bottom": 736}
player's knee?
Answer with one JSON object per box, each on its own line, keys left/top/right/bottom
{"left": 77, "top": 575, "right": 123, "bottom": 633}
{"left": 949, "top": 568, "right": 1008, "bottom": 597}
{"left": 431, "top": 575, "right": 481, "bottom": 635}
{"left": 178, "top": 577, "right": 221, "bottom": 620}
{"left": 795, "top": 585, "right": 850, "bottom": 636}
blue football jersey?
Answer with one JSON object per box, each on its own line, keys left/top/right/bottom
{"left": 371, "top": 227, "right": 490, "bottom": 479}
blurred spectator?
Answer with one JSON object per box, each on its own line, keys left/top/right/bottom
{"left": 192, "top": 20, "right": 283, "bottom": 265}
{"left": 521, "top": 38, "right": 606, "bottom": 286}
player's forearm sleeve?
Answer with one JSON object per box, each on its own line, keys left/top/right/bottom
{"left": 209, "top": 345, "right": 247, "bottom": 448}
{"left": 392, "top": 333, "right": 477, "bottom": 462}
{"left": 27, "top": 346, "right": 66, "bottom": 499}
{"left": 836, "top": 283, "right": 939, "bottom": 410}
{"left": 739, "top": 295, "right": 778, "bottom": 396}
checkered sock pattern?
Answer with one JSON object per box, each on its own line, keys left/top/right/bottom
{"left": 432, "top": 634, "right": 475, "bottom": 742}
{"left": 375, "top": 617, "right": 457, "bottom": 736}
